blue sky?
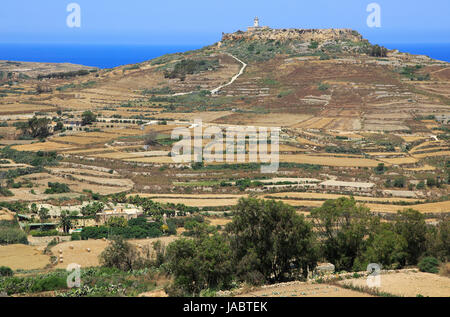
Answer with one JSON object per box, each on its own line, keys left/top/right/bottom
{"left": 0, "top": 0, "right": 449, "bottom": 45}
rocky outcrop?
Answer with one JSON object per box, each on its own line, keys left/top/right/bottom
{"left": 221, "top": 28, "right": 364, "bottom": 44}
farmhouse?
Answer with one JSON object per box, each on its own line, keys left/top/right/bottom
{"left": 319, "top": 180, "right": 375, "bottom": 192}
{"left": 435, "top": 114, "right": 450, "bottom": 124}
{"left": 96, "top": 206, "right": 143, "bottom": 225}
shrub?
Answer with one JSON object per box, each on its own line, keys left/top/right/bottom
{"left": 30, "top": 229, "right": 59, "bottom": 237}
{"left": 99, "top": 237, "right": 145, "bottom": 271}
{"left": 0, "top": 227, "right": 28, "bottom": 245}
{"left": 44, "top": 182, "right": 70, "bottom": 194}
{"left": 228, "top": 198, "right": 318, "bottom": 283}
{"left": 418, "top": 257, "right": 439, "bottom": 274}
{"left": 0, "top": 266, "right": 13, "bottom": 277}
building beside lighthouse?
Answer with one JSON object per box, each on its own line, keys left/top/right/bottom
{"left": 248, "top": 17, "right": 270, "bottom": 32}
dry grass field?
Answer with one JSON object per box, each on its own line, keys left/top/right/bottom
{"left": 266, "top": 192, "right": 422, "bottom": 203}
{"left": 50, "top": 236, "right": 178, "bottom": 269}
{"left": 237, "top": 281, "right": 373, "bottom": 297}
{"left": 0, "top": 244, "right": 50, "bottom": 270}
{"left": 279, "top": 154, "right": 381, "bottom": 167}
{"left": 12, "top": 141, "right": 75, "bottom": 152}
{"left": 339, "top": 271, "right": 450, "bottom": 297}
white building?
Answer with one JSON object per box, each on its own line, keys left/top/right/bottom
{"left": 319, "top": 180, "right": 375, "bottom": 192}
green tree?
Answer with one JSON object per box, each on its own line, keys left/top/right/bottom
{"left": 310, "top": 197, "right": 378, "bottom": 271}
{"left": 0, "top": 266, "right": 13, "bottom": 277}
{"left": 59, "top": 210, "right": 73, "bottom": 234}
{"left": 354, "top": 223, "right": 408, "bottom": 270}
{"left": 99, "top": 236, "right": 140, "bottom": 271}
{"left": 38, "top": 207, "right": 50, "bottom": 223}
{"left": 425, "top": 216, "right": 449, "bottom": 262}
{"left": 80, "top": 202, "right": 104, "bottom": 217}
{"left": 106, "top": 217, "right": 128, "bottom": 228}
{"left": 166, "top": 233, "right": 233, "bottom": 296}
{"left": 226, "top": 197, "right": 317, "bottom": 284}
{"left": 418, "top": 256, "right": 439, "bottom": 274}
{"left": 394, "top": 209, "right": 428, "bottom": 265}
{"left": 81, "top": 111, "right": 97, "bottom": 126}
{"left": 16, "top": 116, "right": 52, "bottom": 139}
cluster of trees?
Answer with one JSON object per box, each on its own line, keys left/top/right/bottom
{"left": 97, "top": 197, "right": 449, "bottom": 296}
{"left": 14, "top": 116, "right": 52, "bottom": 139}
{"left": 80, "top": 202, "right": 105, "bottom": 217}
{"left": 164, "top": 59, "right": 219, "bottom": 81}
{"left": 368, "top": 44, "right": 388, "bottom": 57}
{"left": 37, "top": 69, "right": 94, "bottom": 80}
{"left": 0, "top": 147, "right": 59, "bottom": 167}
{"left": 81, "top": 217, "right": 174, "bottom": 240}
{"left": 44, "top": 182, "right": 70, "bottom": 194}
{"left": 311, "top": 197, "right": 449, "bottom": 271}
{"left": 0, "top": 220, "right": 28, "bottom": 245}
{"left": 114, "top": 194, "right": 200, "bottom": 218}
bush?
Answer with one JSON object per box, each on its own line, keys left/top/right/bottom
{"left": 166, "top": 234, "right": 233, "bottom": 296}
{"left": 99, "top": 237, "right": 145, "bottom": 271}
{"left": 418, "top": 257, "right": 439, "bottom": 274}
{"left": 0, "top": 266, "right": 13, "bottom": 277}
{"left": 71, "top": 233, "right": 82, "bottom": 241}
{"left": 30, "top": 229, "right": 59, "bottom": 237}
{"left": 0, "top": 227, "right": 28, "bottom": 245}
{"left": 44, "top": 182, "right": 70, "bottom": 194}
{"left": 228, "top": 198, "right": 318, "bottom": 283}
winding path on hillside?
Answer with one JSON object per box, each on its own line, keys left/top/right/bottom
{"left": 172, "top": 53, "right": 247, "bottom": 97}
{"left": 210, "top": 53, "right": 247, "bottom": 95}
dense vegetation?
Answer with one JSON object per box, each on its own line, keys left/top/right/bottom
{"left": 0, "top": 147, "right": 60, "bottom": 167}
{"left": 0, "top": 219, "right": 28, "bottom": 245}
{"left": 80, "top": 217, "right": 173, "bottom": 240}
{"left": 44, "top": 182, "right": 71, "bottom": 194}
{"left": 37, "top": 69, "right": 95, "bottom": 80}
{"left": 164, "top": 59, "right": 219, "bottom": 81}
{"left": 14, "top": 116, "right": 52, "bottom": 139}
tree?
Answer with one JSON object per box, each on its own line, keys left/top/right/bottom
{"left": 375, "top": 163, "right": 387, "bottom": 174}
{"left": 54, "top": 121, "right": 64, "bottom": 132}
{"left": 17, "top": 116, "right": 52, "bottom": 139}
{"left": 80, "top": 202, "right": 104, "bottom": 217}
{"left": 144, "top": 131, "right": 159, "bottom": 148}
{"left": 354, "top": 223, "right": 407, "bottom": 270}
{"left": 310, "top": 197, "right": 378, "bottom": 271}
{"left": 59, "top": 210, "right": 73, "bottom": 234}
{"left": 425, "top": 216, "right": 449, "bottom": 262}
{"left": 394, "top": 209, "right": 428, "bottom": 265}
{"left": 166, "top": 233, "right": 233, "bottom": 296}
{"left": 418, "top": 256, "right": 439, "bottom": 274}
{"left": 99, "top": 236, "right": 140, "bottom": 271}
{"left": 0, "top": 266, "right": 13, "bottom": 277}
{"left": 81, "top": 111, "right": 97, "bottom": 126}
{"left": 226, "top": 198, "right": 318, "bottom": 284}
{"left": 38, "top": 207, "right": 50, "bottom": 224}
{"left": 106, "top": 216, "right": 128, "bottom": 228}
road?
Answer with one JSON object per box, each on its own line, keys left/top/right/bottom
{"left": 172, "top": 53, "right": 247, "bottom": 97}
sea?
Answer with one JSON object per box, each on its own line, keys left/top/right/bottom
{"left": 0, "top": 42, "right": 449, "bottom": 69}
{"left": 0, "top": 43, "right": 204, "bottom": 69}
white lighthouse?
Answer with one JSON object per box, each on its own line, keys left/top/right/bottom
{"left": 254, "top": 17, "right": 260, "bottom": 28}
{"left": 248, "top": 17, "right": 269, "bottom": 32}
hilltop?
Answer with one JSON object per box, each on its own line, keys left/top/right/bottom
{"left": 0, "top": 27, "right": 449, "bottom": 133}
{"left": 221, "top": 27, "right": 363, "bottom": 44}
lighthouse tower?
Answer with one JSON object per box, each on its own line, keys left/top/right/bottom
{"left": 254, "top": 17, "right": 260, "bottom": 28}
